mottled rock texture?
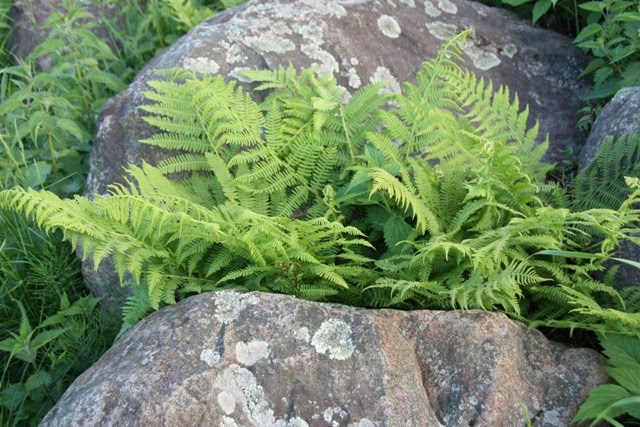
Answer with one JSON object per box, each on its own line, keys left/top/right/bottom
{"left": 578, "top": 87, "right": 640, "bottom": 289}
{"left": 85, "top": 0, "right": 590, "bottom": 308}
{"left": 578, "top": 87, "right": 640, "bottom": 169}
{"left": 41, "top": 291, "right": 607, "bottom": 427}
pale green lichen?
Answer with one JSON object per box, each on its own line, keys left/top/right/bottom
{"left": 200, "top": 348, "right": 221, "bottom": 367}
{"left": 214, "top": 293, "right": 260, "bottom": 324}
{"left": 287, "top": 417, "right": 309, "bottom": 427}
{"left": 214, "top": 364, "right": 310, "bottom": 427}
{"left": 348, "top": 68, "right": 362, "bottom": 89}
{"left": 463, "top": 41, "right": 501, "bottom": 70}
{"left": 215, "top": 364, "right": 276, "bottom": 425}
{"left": 348, "top": 419, "right": 376, "bottom": 427}
{"left": 218, "top": 391, "right": 236, "bottom": 415}
{"left": 301, "top": 43, "right": 339, "bottom": 75}
{"left": 377, "top": 15, "right": 401, "bottom": 39}
{"left": 311, "top": 319, "right": 355, "bottom": 360}
{"left": 183, "top": 57, "right": 220, "bottom": 74}
{"left": 370, "top": 66, "right": 401, "bottom": 95}
{"left": 424, "top": 0, "right": 442, "bottom": 17}
{"left": 220, "top": 416, "right": 238, "bottom": 427}
{"left": 426, "top": 21, "right": 458, "bottom": 41}
{"left": 294, "top": 327, "right": 311, "bottom": 342}
{"left": 437, "top": 0, "right": 457, "bottom": 14}
{"left": 501, "top": 43, "right": 518, "bottom": 58}
{"left": 236, "top": 340, "right": 270, "bottom": 366}
{"left": 400, "top": 0, "right": 416, "bottom": 6}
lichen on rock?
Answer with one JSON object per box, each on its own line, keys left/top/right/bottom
{"left": 214, "top": 292, "right": 260, "bottom": 324}
{"left": 377, "top": 15, "right": 401, "bottom": 38}
{"left": 311, "top": 319, "right": 355, "bottom": 360}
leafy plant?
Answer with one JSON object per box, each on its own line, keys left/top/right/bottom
{"left": 1, "top": 32, "right": 638, "bottom": 337}
{"left": 575, "top": 0, "right": 640, "bottom": 102}
{"left": 0, "top": 209, "right": 117, "bottom": 426}
{"left": 574, "top": 333, "right": 640, "bottom": 426}
{"left": 572, "top": 133, "right": 640, "bottom": 211}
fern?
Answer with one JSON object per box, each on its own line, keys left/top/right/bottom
{"left": 0, "top": 32, "right": 638, "bottom": 337}
{"left": 572, "top": 133, "right": 640, "bottom": 211}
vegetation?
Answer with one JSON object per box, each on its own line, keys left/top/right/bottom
{"left": 0, "top": 0, "right": 638, "bottom": 425}
{"left": 2, "top": 33, "right": 639, "bottom": 338}
{"left": 482, "top": 0, "right": 640, "bottom": 129}
{"left": 0, "top": 0, "right": 242, "bottom": 424}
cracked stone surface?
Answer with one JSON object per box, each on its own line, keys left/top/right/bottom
{"left": 40, "top": 291, "right": 607, "bottom": 427}
{"left": 82, "top": 0, "right": 590, "bottom": 308}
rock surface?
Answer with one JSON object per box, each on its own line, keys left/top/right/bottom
{"left": 578, "top": 87, "right": 640, "bottom": 289}
{"left": 41, "top": 291, "right": 607, "bottom": 427}
{"left": 84, "top": 0, "right": 590, "bottom": 307}
{"left": 578, "top": 87, "right": 640, "bottom": 169}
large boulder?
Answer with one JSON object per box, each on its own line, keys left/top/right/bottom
{"left": 85, "top": 0, "right": 590, "bottom": 308}
{"left": 578, "top": 87, "right": 640, "bottom": 289}
{"left": 41, "top": 291, "right": 607, "bottom": 426}
{"left": 578, "top": 87, "right": 640, "bottom": 169}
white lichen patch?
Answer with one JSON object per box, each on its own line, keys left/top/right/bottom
{"left": 236, "top": 340, "right": 270, "bottom": 366}
{"left": 220, "top": 416, "right": 238, "bottom": 427}
{"left": 214, "top": 293, "right": 260, "bottom": 324}
{"left": 348, "top": 419, "right": 376, "bottom": 427}
{"left": 301, "top": 43, "right": 339, "bottom": 76}
{"left": 437, "top": 0, "right": 458, "bottom": 14}
{"left": 245, "top": 31, "right": 295, "bottom": 54}
{"left": 399, "top": 0, "right": 416, "bottom": 6}
{"left": 426, "top": 21, "right": 458, "bottom": 40}
{"left": 424, "top": 0, "right": 442, "bottom": 17}
{"left": 218, "top": 391, "right": 237, "bottom": 415}
{"left": 463, "top": 41, "right": 501, "bottom": 70}
{"left": 377, "top": 15, "right": 401, "bottom": 38}
{"left": 311, "top": 319, "right": 355, "bottom": 360}
{"left": 293, "top": 23, "right": 324, "bottom": 45}
{"left": 501, "top": 43, "right": 518, "bottom": 58}
{"left": 350, "top": 57, "right": 359, "bottom": 66}
{"left": 348, "top": 68, "right": 362, "bottom": 89}
{"left": 215, "top": 364, "right": 275, "bottom": 425}
{"left": 229, "top": 67, "right": 252, "bottom": 83}
{"left": 220, "top": 41, "right": 247, "bottom": 64}
{"left": 294, "top": 327, "right": 311, "bottom": 343}
{"left": 200, "top": 349, "right": 221, "bottom": 367}
{"left": 287, "top": 417, "right": 309, "bottom": 427}
{"left": 370, "top": 67, "right": 402, "bottom": 95}
{"left": 183, "top": 57, "right": 220, "bottom": 75}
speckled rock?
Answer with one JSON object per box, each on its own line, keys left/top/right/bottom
{"left": 9, "top": 0, "right": 119, "bottom": 65}
{"left": 41, "top": 291, "right": 607, "bottom": 427}
{"left": 578, "top": 87, "right": 640, "bottom": 169}
{"left": 85, "top": 0, "right": 590, "bottom": 308}
{"left": 578, "top": 87, "right": 640, "bottom": 289}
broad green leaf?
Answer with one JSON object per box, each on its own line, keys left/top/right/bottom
{"left": 532, "top": 0, "right": 552, "bottom": 23}
{"left": 501, "top": 0, "right": 533, "bottom": 6}
{"left": 25, "top": 371, "right": 53, "bottom": 393}
{"left": 579, "top": 1, "right": 608, "bottom": 12}
{"left": 574, "top": 24, "right": 603, "bottom": 44}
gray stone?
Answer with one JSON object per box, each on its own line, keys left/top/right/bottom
{"left": 578, "top": 87, "right": 640, "bottom": 169}
{"left": 41, "top": 291, "right": 607, "bottom": 427}
{"left": 577, "top": 87, "right": 640, "bottom": 289}
{"left": 85, "top": 0, "right": 590, "bottom": 307}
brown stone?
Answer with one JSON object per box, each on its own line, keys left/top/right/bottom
{"left": 41, "top": 291, "right": 607, "bottom": 426}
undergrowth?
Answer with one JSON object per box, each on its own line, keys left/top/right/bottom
{"left": 2, "top": 32, "right": 638, "bottom": 339}
{"left": 0, "top": 0, "right": 244, "bottom": 425}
